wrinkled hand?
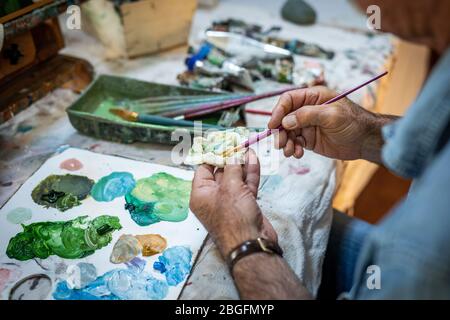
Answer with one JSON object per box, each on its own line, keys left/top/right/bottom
{"left": 190, "top": 150, "right": 277, "bottom": 258}
{"left": 268, "top": 86, "right": 380, "bottom": 161}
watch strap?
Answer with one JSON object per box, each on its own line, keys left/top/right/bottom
{"left": 227, "top": 237, "right": 283, "bottom": 271}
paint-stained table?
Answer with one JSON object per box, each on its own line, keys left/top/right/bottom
{"left": 1, "top": 0, "right": 395, "bottom": 212}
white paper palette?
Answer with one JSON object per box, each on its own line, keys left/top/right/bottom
{"left": 0, "top": 148, "right": 207, "bottom": 300}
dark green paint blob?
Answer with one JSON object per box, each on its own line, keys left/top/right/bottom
{"left": 6, "top": 215, "right": 122, "bottom": 261}
{"left": 124, "top": 173, "right": 191, "bottom": 226}
{"left": 31, "top": 174, "right": 95, "bottom": 211}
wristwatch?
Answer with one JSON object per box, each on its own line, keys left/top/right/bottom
{"left": 227, "top": 237, "right": 283, "bottom": 272}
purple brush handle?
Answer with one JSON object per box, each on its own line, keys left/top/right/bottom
{"left": 168, "top": 86, "right": 301, "bottom": 119}
{"left": 243, "top": 127, "right": 280, "bottom": 148}
{"left": 240, "top": 71, "right": 388, "bottom": 150}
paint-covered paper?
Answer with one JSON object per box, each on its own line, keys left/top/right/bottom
{"left": 0, "top": 148, "right": 206, "bottom": 300}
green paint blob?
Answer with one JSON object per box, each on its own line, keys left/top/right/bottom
{"left": 6, "top": 215, "right": 122, "bottom": 261}
{"left": 6, "top": 207, "right": 32, "bottom": 224}
{"left": 124, "top": 173, "right": 191, "bottom": 226}
{"left": 31, "top": 174, "right": 95, "bottom": 211}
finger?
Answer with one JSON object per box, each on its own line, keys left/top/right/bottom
{"left": 297, "top": 134, "right": 306, "bottom": 148}
{"left": 269, "top": 90, "right": 306, "bottom": 129}
{"left": 281, "top": 104, "right": 327, "bottom": 130}
{"left": 192, "top": 164, "right": 215, "bottom": 188}
{"left": 268, "top": 86, "right": 337, "bottom": 129}
{"left": 283, "top": 137, "right": 295, "bottom": 157}
{"left": 244, "top": 149, "right": 260, "bottom": 197}
{"left": 284, "top": 131, "right": 298, "bottom": 157}
{"left": 294, "top": 141, "right": 304, "bottom": 159}
{"left": 274, "top": 130, "right": 288, "bottom": 149}
{"left": 301, "top": 127, "right": 316, "bottom": 150}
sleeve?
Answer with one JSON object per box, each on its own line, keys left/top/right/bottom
{"left": 350, "top": 140, "right": 450, "bottom": 299}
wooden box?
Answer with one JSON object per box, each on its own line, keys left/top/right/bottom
{"left": 121, "top": 0, "right": 198, "bottom": 58}
{"left": 0, "top": 1, "right": 93, "bottom": 124}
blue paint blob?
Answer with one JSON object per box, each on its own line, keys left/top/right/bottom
{"left": 91, "top": 172, "right": 136, "bottom": 202}
{"left": 153, "top": 246, "right": 192, "bottom": 286}
{"left": 153, "top": 261, "right": 166, "bottom": 273}
{"left": 53, "top": 259, "right": 168, "bottom": 300}
{"left": 107, "top": 269, "right": 168, "bottom": 300}
{"left": 53, "top": 280, "right": 117, "bottom": 300}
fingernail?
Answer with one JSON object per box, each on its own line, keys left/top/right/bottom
{"left": 282, "top": 115, "right": 297, "bottom": 128}
{"left": 299, "top": 136, "right": 306, "bottom": 148}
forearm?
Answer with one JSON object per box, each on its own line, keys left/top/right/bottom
{"left": 232, "top": 252, "right": 312, "bottom": 300}
{"left": 361, "top": 112, "right": 400, "bottom": 164}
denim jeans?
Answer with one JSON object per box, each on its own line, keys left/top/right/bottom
{"left": 317, "top": 211, "right": 373, "bottom": 299}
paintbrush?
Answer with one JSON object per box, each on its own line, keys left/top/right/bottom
{"left": 222, "top": 71, "right": 388, "bottom": 157}
{"left": 109, "top": 108, "right": 224, "bottom": 129}
{"left": 124, "top": 93, "right": 248, "bottom": 115}
{"left": 131, "top": 93, "right": 246, "bottom": 104}
{"left": 161, "top": 86, "right": 302, "bottom": 120}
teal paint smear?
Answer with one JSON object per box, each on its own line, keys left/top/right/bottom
{"left": 259, "top": 174, "right": 283, "bottom": 194}
{"left": 53, "top": 258, "right": 168, "bottom": 300}
{"left": 124, "top": 173, "right": 191, "bottom": 226}
{"left": 6, "top": 215, "right": 121, "bottom": 261}
{"left": 6, "top": 207, "right": 32, "bottom": 224}
{"left": 17, "top": 123, "right": 33, "bottom": 133}
{"left": 153, "top": 246, "right": 192, "bottom": 286}
{"left": 91, "top": 172, "right": 136, "bottom": 202}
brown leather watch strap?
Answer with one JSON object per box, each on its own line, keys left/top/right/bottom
{"left": 227, "top": 237, "right": 283, "bottom": 272}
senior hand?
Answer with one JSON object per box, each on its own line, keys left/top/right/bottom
{"left": 189, "top": 150, "right": 277, "bottom": 258}
{"left": 268, "top": 86, "right": 388, "bottom": 162}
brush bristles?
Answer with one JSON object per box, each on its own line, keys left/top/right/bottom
{"left": 109, "top": 108, "right": 138, "bottom": 122}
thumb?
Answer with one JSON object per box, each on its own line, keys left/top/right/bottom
{"left": 281, "top": 105, "right": 327, "bottom": 130}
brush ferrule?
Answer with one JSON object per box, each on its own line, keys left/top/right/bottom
{"left": 129, "top": 111, "right": 139, "bottom": 121}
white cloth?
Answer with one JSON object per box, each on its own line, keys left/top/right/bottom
{"left": 181, "top": 150, "right": 336, "bottom": 299}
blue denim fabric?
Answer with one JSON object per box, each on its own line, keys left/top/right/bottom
{"left": 343, "top": 48, "right": 450, "bottom": 299}
{"left": 318, "top": 211, "right": 373, "bottom": 299}
{"left": 382, "top": 48, "right": 450, "bottom": 179}
{"left": 347, "top": 142, "right": 450, "bottom": 299}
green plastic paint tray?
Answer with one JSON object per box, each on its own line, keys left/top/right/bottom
{"left": 67, "top": 75, "right": 228, "bottom": 144}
